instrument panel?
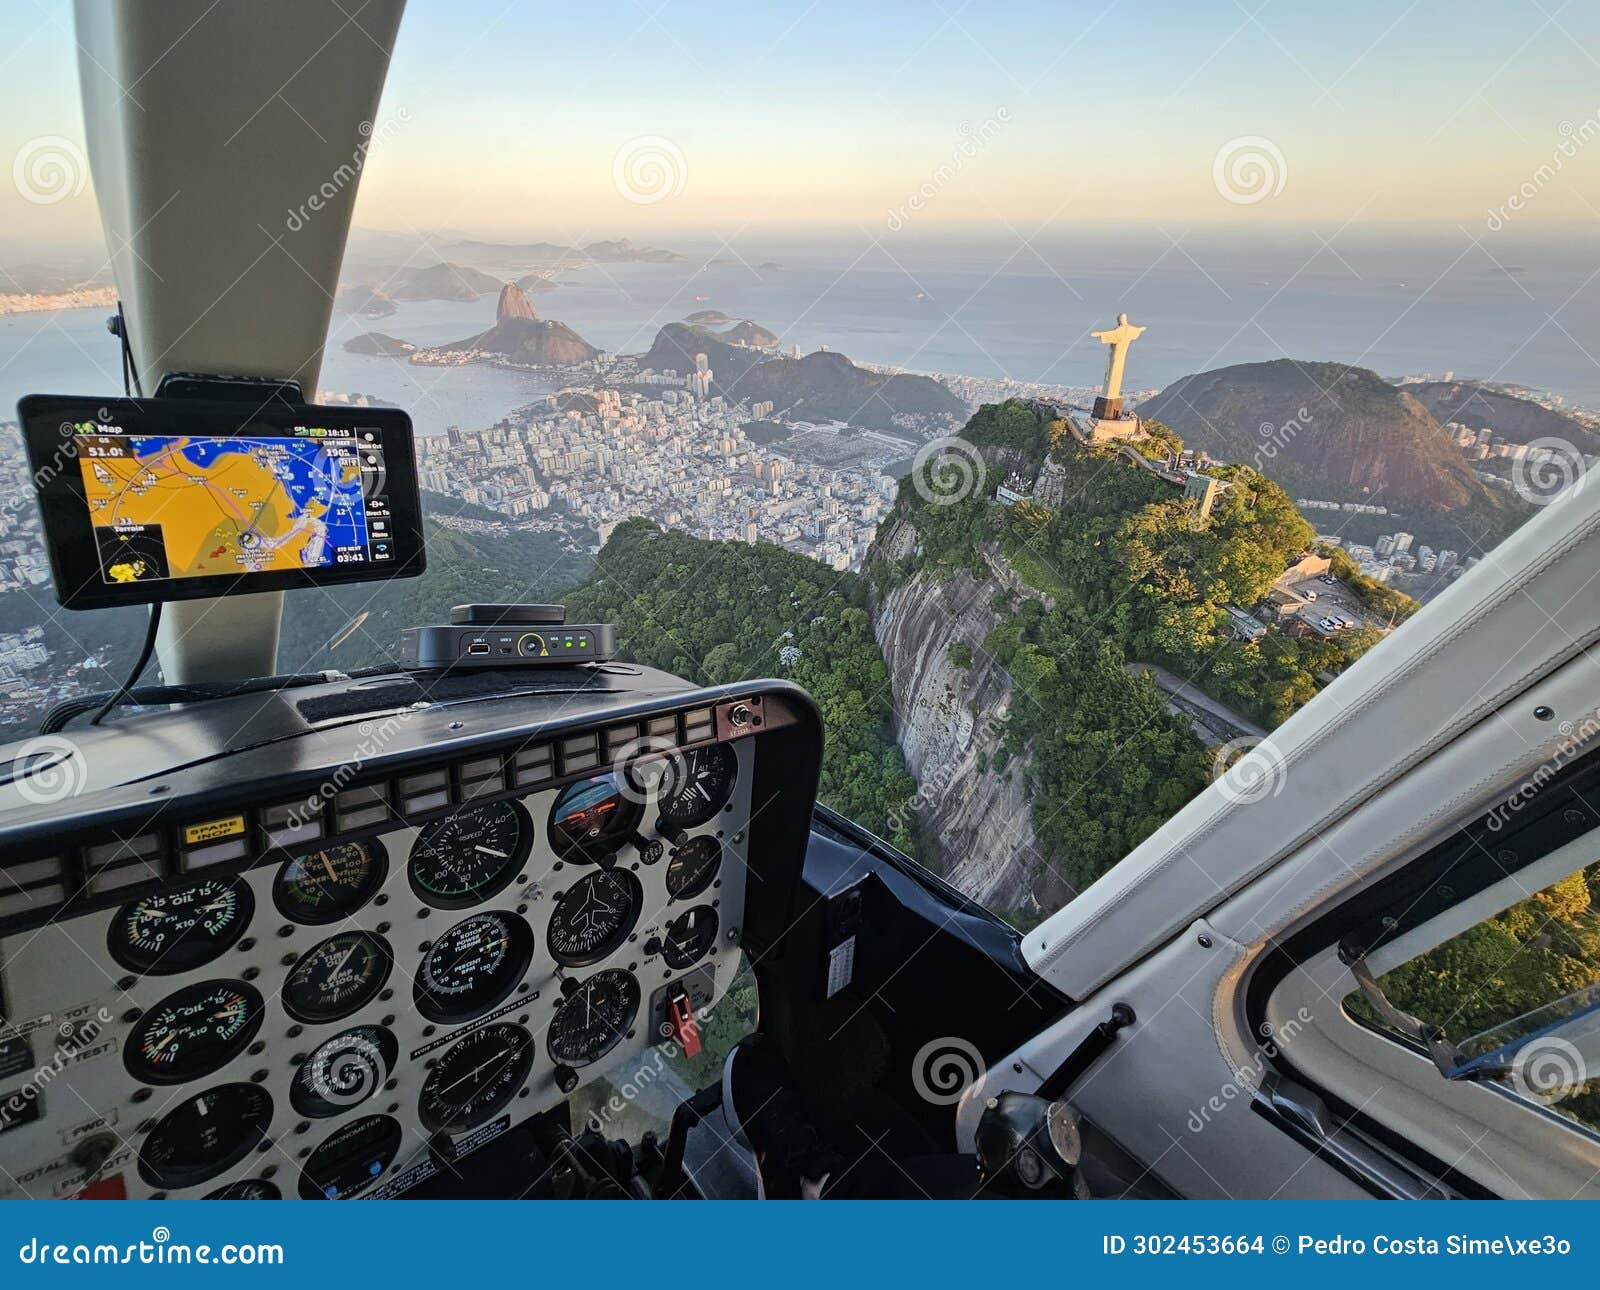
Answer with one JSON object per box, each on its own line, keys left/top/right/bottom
{"left": 0, "top": 735, "right": 756, "bottom": 1200}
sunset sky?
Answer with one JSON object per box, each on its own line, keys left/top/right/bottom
{"left": 3, "top": 1, "right": 1599, "bottom": 250}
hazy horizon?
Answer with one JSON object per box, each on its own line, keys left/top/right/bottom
{"left": 4, "top": 1, "right": 1600, "bottom": 252}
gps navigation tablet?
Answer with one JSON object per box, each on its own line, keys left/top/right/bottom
{"left": 18, "top": 394, "right": 426, "bottom": 610}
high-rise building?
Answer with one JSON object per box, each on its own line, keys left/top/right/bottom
{"left": 1392, "top": 531, "right": 1414, "bottom": 553}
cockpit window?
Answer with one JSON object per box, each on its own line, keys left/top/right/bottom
{"left": 2, "top": 6, "right": 1596, "bottom": 937}
{"left": 1347, "top": 859, "right": 1600, "bottom": 1135}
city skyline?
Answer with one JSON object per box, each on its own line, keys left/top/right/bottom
{"left": 4, "top": 1, "right": 1600, "bottom": 253}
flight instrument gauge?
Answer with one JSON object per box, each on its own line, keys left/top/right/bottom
{"left": 414, "top": 910, "right": 534, "bottom": 1023}
{"left": 661, "top": 905, "right": 719, "bottom": 969}
{"left": 283, "top": 931, "right": 394, "bottom": 1024}
{"left": 108, "top": 875, "right": 254, "bottom": 976}
{"left": 547, "top": 869, "right": 642, "bottom": 967}
{"left": 654, "top": 744, "right": 737, "bottom": 831}
{"left": 408, "top": 799, "right": 531, "bottom": 908}
{"left": 418, "top": 1023, "right": 535, "bottom": 1132}
{"left": 137, "top": 1083, "right": 273, "bottom": 1190}
{"left": 291, "top": 1025, "right": 398, "bottom": 1119}
{"left": 123, "top": 979, "right": 265, "bottom": 1085}
{"left": 298, "top": 1115, "right": 402, "bottom": 1200}
{"left": 664, "top": 835, "right": 722, "bottom": 900}
{"left": 546, "top": 969, "right": 640, "bottom": 1067}
{"left": 548, "top": 774, "right": 643, "bottom": 863}
{"left": 273, "top": 840, "right": 388, "bottom": 924}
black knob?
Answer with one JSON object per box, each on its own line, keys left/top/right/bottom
{"left": 559, "top": 975, "right": 582, "bottom": 998}
{"left": 554, "top": 1064, "right": 580, "bottom": 1094}
{"left": 70, "top": 1134, "right": 116, "bottom": 1173}
{"left": 644, "top": 936, "right": 663, "bottom": 957}
{"left": 635, "top": 838, "right": 664, "bottom": 866}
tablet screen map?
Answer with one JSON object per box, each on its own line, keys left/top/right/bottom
{"left": 75, "top": 431, "right": 388, "bottom": 585}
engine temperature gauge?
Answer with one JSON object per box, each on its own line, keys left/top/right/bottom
{"left": 283, "top": 931, "right": 394, "bottom": 1024}
{"left": 273, "top": 840, "right": 387, "bottom": 925}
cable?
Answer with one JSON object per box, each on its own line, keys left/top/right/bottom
{"left": 109, "top": 300, "right": 143, "bottom": 397}
{"left": 86, "top": 602, "right": 162, "bottom": 728}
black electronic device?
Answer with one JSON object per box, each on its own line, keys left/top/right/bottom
{"left": 399, "top": 615, "right": 616, "bottom": 669}
{"left": 451, "top": 603, "right": 566, "bottom": 626}
{"left": 17, "top": 392, "right": 425, "bottom": 610}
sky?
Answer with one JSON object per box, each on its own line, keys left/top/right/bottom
{"left": 1, "top": 0, "right": 1599, "bottom": 252}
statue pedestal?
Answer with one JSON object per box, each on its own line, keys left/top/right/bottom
{"left": 1068, "top": 408, "right": 1147, "bottom": 445}
{"left": 1092, "top": 395, "right": 1123, "bottom": 420}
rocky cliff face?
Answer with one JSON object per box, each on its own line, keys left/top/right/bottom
{"left": 496, "top": 281, "right": 539, "bottom": 322}
{"left": 871, "top": 532, "right": 1059, "bottom": 915}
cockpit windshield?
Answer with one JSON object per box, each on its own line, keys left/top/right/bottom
{"left": 2, "top": 2, "right": 1597, "bottom": 945}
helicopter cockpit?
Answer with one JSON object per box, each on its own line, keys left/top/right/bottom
{"left": 4, "top": 2, "right": 1600, "bottom": 1206}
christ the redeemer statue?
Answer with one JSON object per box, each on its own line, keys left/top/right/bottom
{"left": 1091, "top": 312, "right": 1145, "bottom": 417}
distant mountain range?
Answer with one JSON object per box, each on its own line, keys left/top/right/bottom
{"left": 342, "top": 332, "right": 414, "bottom": 357}
{"left": 333, "top": 283, "right": 398, "bottom": 317}
{"left": 376, "top": 261, "right": 503, "bottom": 302}
{"left": 1399, "top": 379, "right": 1598, "bottom": 449}
{"left": 442, "top": 237, "right": 686, "bottom": 266}
{"left": 639, "top": 322, "right": 963, "bottom": 431}
{"left": 1139, "top": 359, "right": 1520, "bottom": 524}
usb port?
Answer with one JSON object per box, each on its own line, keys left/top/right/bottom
{"left": 466, "top": 641, "right": 490, "bottom": 656}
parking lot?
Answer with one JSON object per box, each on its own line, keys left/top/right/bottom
{"left": 1285, "top": 575, "right": 1380, "bottom": 635}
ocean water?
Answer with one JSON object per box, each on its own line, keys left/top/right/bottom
{"left": 3, "top": 229, "right": 1598, "bottom": 427}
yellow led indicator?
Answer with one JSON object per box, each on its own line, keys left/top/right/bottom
{"left": 183, "top": 815, "right": 247, "bottom": 845}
